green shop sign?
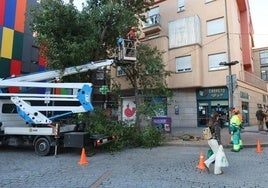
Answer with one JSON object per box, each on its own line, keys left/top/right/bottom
{"left": 197, "top": 87, "right": 228, "bottom": 100}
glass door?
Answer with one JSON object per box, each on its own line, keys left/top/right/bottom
{"left": 242, "top": 102, "right": 249, "bottom": 126}
{"left": 198, "top": 101, "right": 211, "bottom": 127}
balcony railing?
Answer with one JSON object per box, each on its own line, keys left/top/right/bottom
{"left": 142, "top": 14, "right": 161, "bottom": 28}
{"left": 238, "top": 71, "right": 267, "bottom": 91}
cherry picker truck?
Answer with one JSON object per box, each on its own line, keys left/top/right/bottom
{"left": 0, "top": 59, "right": 115, "bottom": 156}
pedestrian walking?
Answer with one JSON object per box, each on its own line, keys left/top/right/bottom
{"left": 204, "top": 112, "right": 224, "bottom": 175}
{"left": 215, "top": 103, "right": 224, "bottom": 128}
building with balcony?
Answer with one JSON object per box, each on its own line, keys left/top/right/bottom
{"left": 112, "top": 0, "right": 267, "bottom": 127}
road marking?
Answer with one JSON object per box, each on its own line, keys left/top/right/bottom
{"left": 89, "top": 170, "right": 111, "bottom": 188}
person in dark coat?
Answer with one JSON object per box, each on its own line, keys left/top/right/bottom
{"left": 204, "top": 112, "right": 223, "bottom": 175}
{"left": 256, "top": 107, "right": 265, "bottom": 131}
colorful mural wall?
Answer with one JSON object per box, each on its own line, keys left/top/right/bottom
{"left": 0, "top": 0, "right": 44, "bottom": 93}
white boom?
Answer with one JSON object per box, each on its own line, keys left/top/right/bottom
{"left": 0, "top": 59, "right": 113, "bottom": 125}
{"left": 0, "top": 59, "right": 113, "bottom": 83}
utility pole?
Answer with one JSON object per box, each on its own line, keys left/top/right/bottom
{"left": 224, "top": 0, "right": 232, "bottom": 109}
{"left": 224, "top": 0, "right": 238, "bottom": 110}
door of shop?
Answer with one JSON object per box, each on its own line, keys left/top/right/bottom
{"left": 198, "top": 101, "right": 211, "bottom": 127}
{"left": 242, "top": 102, "right": 249, "bottom": 126}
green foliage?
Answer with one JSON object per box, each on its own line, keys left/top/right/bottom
{"left": 121, "top": 43, "right": 173, "bottom": 120}
{"left": 28, "top": 0, "right": 168, "bottom": 151}
{"left": 139, "top": 126, "right": 164, "bottom": 148}
{"left": 136, "top": 44, "right": 173, "bottom": 97}
{"left": 28, "top": 0, "right": 152, "bottom": 69}
{"left": 84, "top": 107, "right": 164, "bottom": 151}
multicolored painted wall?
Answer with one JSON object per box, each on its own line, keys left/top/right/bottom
{"left": 0, "top": 0, "right": 45, "bottom": 89}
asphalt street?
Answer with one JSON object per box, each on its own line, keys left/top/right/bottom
{"left": 1, "top": 143, "right": 268, "bottom": 188}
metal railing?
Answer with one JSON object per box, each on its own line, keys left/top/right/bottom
{"left": 142, "top": 14, "right": 161, "bottom": 28}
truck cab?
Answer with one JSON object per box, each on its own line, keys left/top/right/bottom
{"left": 0, "top": 99, "right": 28, "bottom": 131}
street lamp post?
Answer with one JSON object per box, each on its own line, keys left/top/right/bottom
{"left": 219, "top": 61, "right": 239, "bottom": 109}
{"left": 222, "top": 0, "right": 239, "bottom": 111}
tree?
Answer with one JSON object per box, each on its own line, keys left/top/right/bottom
{"left": 28, "top": 0, "right": 171, "bottom": 124}
{"left": 115, "top": 44, "right": 173, "bottom": 124}
{"left": 28, "top": 0, "right": 152, "bottom": 70}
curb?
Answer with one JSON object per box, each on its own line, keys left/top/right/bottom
{"left": 163, "top": 141, "right": 268, "bottom": 148}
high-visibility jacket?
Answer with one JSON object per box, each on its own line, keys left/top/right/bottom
{"left": 230, "top": 115, "right": 241, "bottom": 126}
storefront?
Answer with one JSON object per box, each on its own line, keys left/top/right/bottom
{"left": 196, "top": 87, "right": 229, "bottom": 127}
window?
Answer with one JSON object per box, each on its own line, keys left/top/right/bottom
{"left": 116, "top": 66, "right": 126, "bottom": 76}
{"left": 176, "top": 55, "right": 192, "bottom": 72}
{"left": 143, "top": 7, "right": 160, "bottom": 28}
{"left": 2, "top": 104, "right": 17, "bottom": 114}
{"left": 209, "top": 53, "right": 226, "bottom": 70}
{"left": 169, "top": 15, "right": 201, "bottom": 48}
{"left": 205, "top": 0, "right": 215, "bottom": 3}
{"left": 260, "top": 50, "right": 268, "bottom": 64}
{"left": 144, "top": 97, "right": 167, "bottom": 116}
{"left": 178, "top": 0, "right": 185, "bottom": 12}
{"left": 96, "top": 72, "right": 104, "bottom": 80}
{"left": 261, "top": 67, "right": 268, "bottom": 81}
{"left": 31, "top": 46, "right": 39, "bottom": 64}
{"left": 207, "top": 17, "right": 225, "bottom": 36}
{"left": 148, "top": 7, "right": 159, "bottom": 23}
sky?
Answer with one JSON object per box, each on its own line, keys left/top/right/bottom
{"left": 64, "top": 0, "right": 268, "bottom": 48}
{"left": 248, "top": 0, "right": 268, "bottom": 48}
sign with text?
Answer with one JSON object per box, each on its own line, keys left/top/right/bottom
{"left": 152, "top": 117, "right": 171, "bottom": 133}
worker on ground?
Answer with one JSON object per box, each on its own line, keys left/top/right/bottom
{"left": 229, "top": 108, "right": 243, "bottom": 152}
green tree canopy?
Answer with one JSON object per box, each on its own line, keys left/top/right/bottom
{"left": 28, "top": 0, "right": 152, "bottom": 69}
{"left": 114, "top": 44, "right": 173, "bottom": 120}
{"left": 29, "top": 0, "right": 172, "bottom": 121}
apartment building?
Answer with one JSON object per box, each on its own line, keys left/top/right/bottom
{"left": 253, "top": 47, "right": 268, "bottom": 81}
{"left": 112, "top": 0, "right": 268, "bottom": 127}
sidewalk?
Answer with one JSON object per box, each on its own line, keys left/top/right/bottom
{"left": 164, "top": 125, "right": 268, "bottom": 148}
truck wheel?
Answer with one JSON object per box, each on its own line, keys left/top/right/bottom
{"left": 34, "top": 137, "right": 51, "bottom": 156}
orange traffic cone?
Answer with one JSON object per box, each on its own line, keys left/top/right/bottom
{"left": 256, "top": 139, "right": 263, "bottom": 153}
{"left": 78, "top": 147, "right": 88, "bottom": 165}
{"left": 196, "top": 151, "right": 206, "bottom": 170}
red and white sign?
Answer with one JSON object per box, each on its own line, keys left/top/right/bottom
{"left": 122, "top": 97, "right": 136, "bottom": 123}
